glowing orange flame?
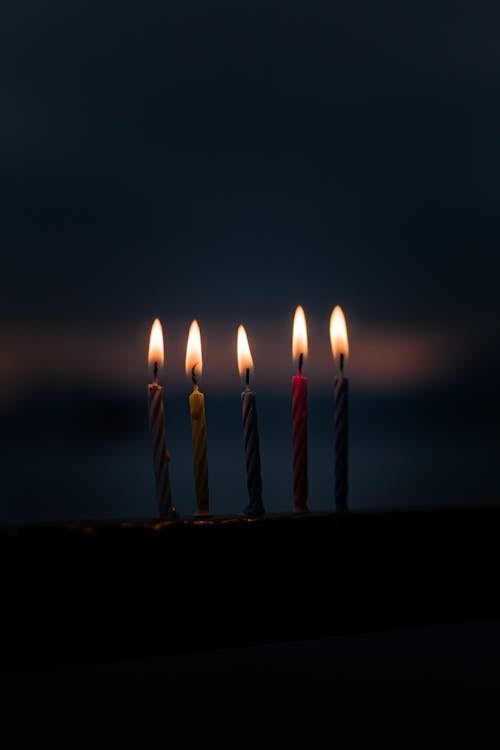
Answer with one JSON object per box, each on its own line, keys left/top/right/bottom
{"left": 148, "top": 318, "right": 164, "bottom": 367}
{"left": 185, "top": 320, "right": 203, "bottom": 377}
{"left": 292, "top": 305, "right": 308, "bottom": 362}
{"left": 237, "top": 325, "right": 254, "bottom": 377}
{"left": 329, "top": 305, "right": 349, "bottom": 360}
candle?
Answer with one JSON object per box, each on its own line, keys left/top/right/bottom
{"left": 237, "top": 325, "right": 265, "bottom": 518}
{"left": 185, "top": 320, "right": 211, "bottom": 516}
{"left": 330, "top": 305, "right": 350, "bottom": 511}
{"left": 292, "top": 305, "right": 309, "bottom": 513}
{"left": 147, "top": 318, "right": 178, "bottom": 519}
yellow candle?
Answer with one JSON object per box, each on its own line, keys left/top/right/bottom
{"left": 185, "top": 320, "right": 210, "bottom": 516}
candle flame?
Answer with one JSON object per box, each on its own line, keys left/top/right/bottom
{"left": 330, "top": 305, "right": 349, "bottom": 360}
{"left": 148, "top": 318, "right": 164, "bottom": 367}
{"left": 185, "top": 320, "right": 203, "bottom": 377}
{"left": 292, "top": 305, "right": 308, "bottom": 362}
{"left": 237, "top": 325, "right": 254, "bottom": 377}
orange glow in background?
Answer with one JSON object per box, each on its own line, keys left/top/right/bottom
{"left": 0, "top": 316, "right": 463, "bottom": 407}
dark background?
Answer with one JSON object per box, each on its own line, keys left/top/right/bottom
{"left": 1, "top": 1, "right": 500, "bottom": 744}
{"left": 1, "top": 0, "right": 499, "bottom": 523}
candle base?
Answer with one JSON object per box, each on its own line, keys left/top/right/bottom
{"left": 241, "top": 504, "right": 266, "bottom": 519}
{"left": 161, "top": 506, "right": 180, "bottom": 521}
{"left": 194, "top": 510, "right": 213, "bottom": 518}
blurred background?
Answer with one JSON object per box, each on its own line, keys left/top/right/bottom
{"left": 1, "top": 1, "right": 499, "bottom": 524}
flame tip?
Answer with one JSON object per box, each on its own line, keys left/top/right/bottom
{"left": 185, "top": 319, "right": 203, "bottom": 377}
{"left": 330, "top": 306, "right": 349, "bottom": 360}
{"left": 148, "top": 318, "right": 165, "bottom": 367}
{"left": 237, "top": 324, "right": 254, "bottom": 376}
{"left": 292, "top": 305, "right": 308, "bottom": 361}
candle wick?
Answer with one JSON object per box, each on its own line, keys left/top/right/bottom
{"left": 153, "top": 361, "right": 159, "bottom": 385}
{"left": 245, "top": 367, "right": 250, "bottom": 387}
{"left": 191, "top": 364, "right": 198, "bottom": 387}
{"left": 340, "top": 352, "right": 344, "bottom": 375}
{"left": 298, "top": 352, "right": 303, "bottom": 375}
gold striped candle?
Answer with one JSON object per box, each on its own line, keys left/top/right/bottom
{"left": 185, "top": 320, "right": 211, "bottom": 516}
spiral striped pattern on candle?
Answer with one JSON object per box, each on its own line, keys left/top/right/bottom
{"left": 292, "top": 377, "right": 308, "bottom": 512}
{"left": 242, "top": 390, "right": 265, "bottom": 517}
{"left": 189, "top": 390, "right": 210, "bottom": 515}
{"left": 193, "top": 424, "right": 209, "bottom": 514}
{"left": 148, "top": 385, "right": 173, "bottom": 517}
{"left": 334, "top": 376, "right": 349, "bottom": 511}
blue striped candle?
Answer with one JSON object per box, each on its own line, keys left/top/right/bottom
{"left": 334, "top": 372, "right": 349, "bottom": 510}
{"left": 237, "top": 325, "right": 265, "bottom": 517}
{"left": 330, "top": 306, "right": 350, "bottom": 512}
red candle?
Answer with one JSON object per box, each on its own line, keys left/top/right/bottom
{"left": 292, "top": 305, "right": 309, "bottom": 513}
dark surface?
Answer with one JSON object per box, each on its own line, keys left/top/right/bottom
{"left": 2, "top": 508, "right": 500, "bottom": 669}
{"left": 2, "top": 619, "right": 500, "bottom": 748}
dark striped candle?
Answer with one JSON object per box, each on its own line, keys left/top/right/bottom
{"left": 241, "top": 386, "right": 265, "bottom": 517}
{"left": 330, "top": 306, "right": 350, "bottom": 512}
{"left": 147, "top": 318, "right": 177, "bottom": 519}
{"left": 148, "top": 382, "right": 175, "bottom": 517}
{"left": 237, "top": 325, "right": 264, "bottom": 517}
{"left": 334, "top": 373, "right": 349, "bottom": 511}
{"left": 292, "top": 369, "right": 308, "bottom": 512}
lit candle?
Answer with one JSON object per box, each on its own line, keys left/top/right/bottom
{"left": 292, "top": 305, "right": 309, "bottom": 513}
{"left": 237, "top": 325, "right": 265, "bottom": 518}
{"left": 330, "top": 305, "right": 350, "bottom": 511}
{"left": 147, "top": 318, "right": 178, "bottom": 519}
{"left": 185, "top": 320, "right": 211, "bottom": 516}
